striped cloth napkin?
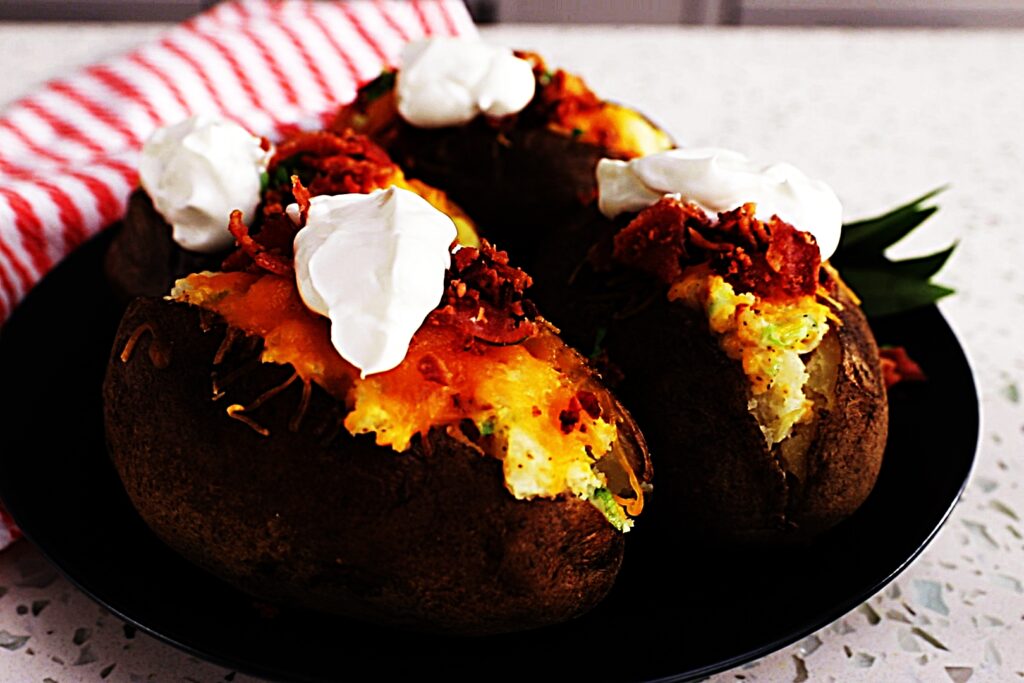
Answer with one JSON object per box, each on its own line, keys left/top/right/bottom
{"left": 0, "top": 0, "right": 476, "bottom": 550}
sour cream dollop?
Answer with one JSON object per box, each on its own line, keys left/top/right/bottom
{"left": 290, "top": 187, "right": 457, "bottom": 377}
{"left": 597, "top": 148, "right": 843, "bottom": 261}
{"left": 396, "top": 37, "right": 536, "bottom": 128}
{"left": 139, "top": 115, "right": 271, "bottom": 253}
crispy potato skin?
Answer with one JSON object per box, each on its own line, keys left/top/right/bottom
{"left": 787, "top": 288, "right": 888, "bottom": 537}
{"left": 530, "top": 208, "right": 888, "bottom": 544}
{"left": 103, "top": 298, "right": 626, "bottom": 634}
{"left": 104, "top": 190, "right": 223, "bottom": 302}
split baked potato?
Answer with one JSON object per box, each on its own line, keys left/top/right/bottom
{"left": 333, "top": 51, "right": 673, "bottom": 263}
{"left": 529, "top": 201, "right": 887, "bottom": 544}
{"left": 104, "top": 208, "right": 651, "bottom": 634}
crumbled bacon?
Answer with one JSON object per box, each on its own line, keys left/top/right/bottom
{"left": 612, "top": 198, "right": 709, "bottom": 283}
{"left": 429, "top": 241, "right": 538, "bottom": 347}
{"left": 291, "top": 175, "right": 311, "bottom": 227}
{"left": 612, "top": 197, "right": 822, "bottom": 300}
{"left": 265, "top": 129, "right": 398, "bottom": 207}
{"left": 417, "top": 353, "right": 452, "bottom": 386}
{"left": 226, "top": 210, "right": 294, "bottom": 277}
{"left": 559, "top": 395, "right": 584, "bottom": 434}
{"left": 223, "top": 130, "right": 399, "bottom": 275}
{"left": 576, "top": 390, "right": 602, "bottom": 419}
{"left": 880, "top": 346, "right": 927, "bottom": 388}
{"left": 557, "top": 391, "right": 603, "bottom": 434}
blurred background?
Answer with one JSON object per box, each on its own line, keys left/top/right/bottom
{"left": 1, "top": 0, "right": 1024, "bottom": 26}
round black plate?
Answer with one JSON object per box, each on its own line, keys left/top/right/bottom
{"left": 0, "top": 231, "right": 978, "bottom": 682}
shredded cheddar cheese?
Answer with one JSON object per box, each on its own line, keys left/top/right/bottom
{"left": 170, "top": 271, "right": 639, "bottom": 526}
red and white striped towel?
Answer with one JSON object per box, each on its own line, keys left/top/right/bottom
{"left": 0, "top": 0, "right": 476, "bottom": 550}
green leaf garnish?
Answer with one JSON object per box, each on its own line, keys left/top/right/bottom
{"left": 831, "top": 187, "right": 955, "bottom": 317}
{"left": 838, "top": 267, "right": 955, "bottom": 317}
{"left": 259, "top": 170, "right": 269, "bottom": 193}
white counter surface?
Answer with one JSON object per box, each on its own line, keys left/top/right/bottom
{"left": 1, "top": 21, "right": 1022, "bottom": 683}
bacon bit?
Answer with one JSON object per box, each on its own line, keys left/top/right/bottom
{"left": 557, "top": 390, "right": 604, "bottom": 434}
{"left": 224, "top": 129, "right": 401, "bottom": 276}
{"left": 291, "top": 175, "right": 311, "bottom": 226}
{"left": 417, "top": 353, "right": 452, "bottom": 386}
{"left": 880, "top": 346, "right": 927, "bottom": 388}
{"left": 559, "top": 396, "right": 583, "bottom": 434}
{"left": 763, "top": 220, "right": 820, "bottom": 294}
{"left": 227, "top": 210, "right": 295, "bottom": 277}
{"left": 576, "top": 390, "right": 602, "bottom": 419}
{"left": 429, "top": 241, "right": 538, "bottom": 348}
{"left": 271, "top": 129, "right": 394, "bottom": 171}
{"left": 613, "top": 198, "right": 707, "bottom": 283}
{"left": 613, "top": 196, "right": 822, "bottom": 301}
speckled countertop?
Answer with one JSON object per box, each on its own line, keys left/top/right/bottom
{"left": 1, "top": 21, "right": 1022, "bottom": 683}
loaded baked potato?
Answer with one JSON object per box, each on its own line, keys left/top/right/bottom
{"left": 103, "top": 178, "right": 651, "bottom": 634}
{"left": 333, "top": 41, "right": 672, "bottom": 263}
{"left": 529, "top": 158, "right": 888, "bottom": 543}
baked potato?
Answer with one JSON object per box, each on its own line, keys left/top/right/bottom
{"left": 103, "top": 199, "right": 651, "bottom": 634}
{"left": 529, "top": 199, "right": 888, "bottom": 544}
{"left": 332, "top": 49, "right": 673, "bottom": 263}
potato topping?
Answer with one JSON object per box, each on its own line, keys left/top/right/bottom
{"left": 669, "top": 268, "right": 830, "bottom": 445}
{"left": 334, "top": 56, "right": 672, "bottom": 163}
{"left": 223, "top": 129, "right": 478, "bottom": 277}
{"left": 520, "top": 51, "right": 673, "bottom": 159}
{"left": 170, "top": 267, "right": 639, "bottom": 526}
{"left": 613, "top": 198, "right": 833, "bottom": 446}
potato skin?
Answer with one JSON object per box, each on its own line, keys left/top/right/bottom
{"left": 374, "top": 120, "right": 619, "bottom": 266}
{"left": 529, "top": 208, "right": 888, "bottom": 544}
{"left": 104, "top": 190, "right": 223, "bottom": 302}
{"left": 604, "top": 280, "right": 886, "bottom": 544}
{"left": 103, "top": 298, "right": 627, "bottom": 634}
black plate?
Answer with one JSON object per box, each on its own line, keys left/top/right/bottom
{"left": 0, "top": 231, "right": 978, "bottom": 682}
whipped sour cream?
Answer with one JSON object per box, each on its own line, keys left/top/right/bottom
{"left": 290, "top": 187, "right": 457, "bottom": 377}
{"left": 139, "top": 115, "right": 272, "bottom": 253}
{"left": 396, "top": 37, "right": 536, "bottom": 128}
{"left": 597, "top": 148, "right": 843, "bottom": 260}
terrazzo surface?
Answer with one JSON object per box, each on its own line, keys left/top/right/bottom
{"left": 0, "top": 21, "right": 1022, "bottom": 683}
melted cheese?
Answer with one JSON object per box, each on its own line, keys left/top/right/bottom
{"left": 171, "top": 271, "right": 624, "bottom": 506}
{"left": 668, "top": 268, "right": 830, "bottom": 445}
